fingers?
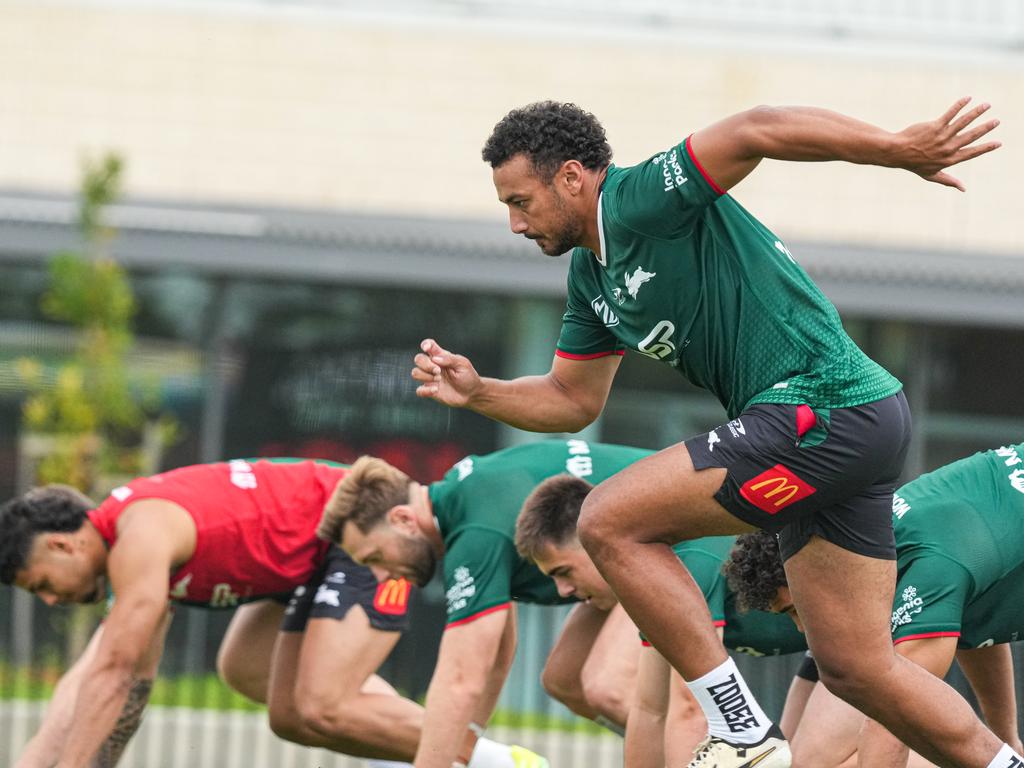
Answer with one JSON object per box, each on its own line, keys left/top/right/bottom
{"left": 938, "top": 97, "right": 972, "bottom": 126}
{"left": 947, "top": 102, "right": 991, "bottom": 135}
{"left": 955, "top": 140, "right": 1002, "bottom": 165}
{"left": 955, "top": 120, "right": 1001, "bottom": 150}
{"left": 925, "top": 171, "right": 964, "bottom": 192}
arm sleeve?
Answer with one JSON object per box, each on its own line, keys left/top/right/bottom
{"left": 891, "top": 556, "right": 971, "bottom": 644}
{"left": 443, "top": 527, "right": 518, "bottom": 627}
{"left": 555, "top": 265, "right": 627, "bottom": 359}
{"left": 608, "top": 137, "right": 723, "bottom": 239}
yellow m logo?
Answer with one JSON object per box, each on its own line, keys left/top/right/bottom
{"left": 750, "top": 476, "right": 800, "bottom": 507}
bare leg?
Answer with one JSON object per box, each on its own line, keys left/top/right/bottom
{"left": 580, "top": 604, "right": 640, "bottom": 728}
{"left": 216, "top": 600, "right": 283, "bottom": 703}
{"left": 267, "top": 606, "right": 422, "bottom": 760}
{"left": 785, "top": 537, "right": 1002, "bottom": 768}
{"left": 577, "top": 442, "right": 752, "bottom": 682}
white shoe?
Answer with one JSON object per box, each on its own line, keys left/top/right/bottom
{"left": 687, "top": 728, "right": 791, "bottom": 768}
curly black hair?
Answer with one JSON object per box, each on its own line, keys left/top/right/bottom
{"left": 0, "top": 485, "right": 94, "bottom": 585}
{"left": 482, "top": 101, "right": 613, "bottom": 181}
{"left": 722, "top": 531, "right": 790, "bottom": 613}
{"left": 515, "top": 474, "right": 593, "bottom": 561}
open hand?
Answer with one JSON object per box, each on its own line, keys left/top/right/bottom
{"left": 894, "top": 97, "right": 1001, "bottom": 190}
{"left": 412, "top": 339, "right": 482, "bottom": 408}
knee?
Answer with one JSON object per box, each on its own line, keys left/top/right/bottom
{"left": 581, "top": 674, "right": 630, "bottom": 722}
{"left": 268, "top": 699, "right": 311, "bottom": 746}
{"left": 294, "top": 691, "right": 361, "bottom": 740}
{"left": 577, "top": 489, "right": 618, "bottom": 557}
{"left": 541, "top": 664, "right": 587, "bottom": 715}
{"left": 814, "top": 654, "right": 890, "bottom": 707}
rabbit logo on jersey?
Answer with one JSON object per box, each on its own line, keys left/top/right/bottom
{"left": 891, "top": 585, "right": 924, "bottom": 631}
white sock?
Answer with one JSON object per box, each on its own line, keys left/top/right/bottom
{"left": 986, "top": 744, "right": 1024, "bottom": 768}
{"left": 467, "top": 737, "right": 515, "bottom": 768}
{"left": 685, "top": 657, "right": 772, "bottom": 744}
{"left": 366, "top": 762, "right": 412, "bottom": 768}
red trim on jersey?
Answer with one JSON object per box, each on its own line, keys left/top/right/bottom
{"left": 712, "top": 619, "right": 726, "bottom": 628}
{"left": 555, "top": 349, "right": 626, "bottom": 361}
{"left": 641, "top": 639, "right": 652, "bottom": 647}
{"left": 446, "top": 602, "right": 511, "bottom": 629}
{"left": 894, "top": 631, "right": 961, "bottom": 645}
{"left": 685, "top": 135, "right": 726, "bottom": 196}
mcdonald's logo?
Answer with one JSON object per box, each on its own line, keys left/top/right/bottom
{"left": 739, "top": 464, "right": 816, "bottom": 514}
{"left": 373, "top": 578, "right": 411, "bottom": 615}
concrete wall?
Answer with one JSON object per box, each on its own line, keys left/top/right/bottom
{"left": 1, "top": 1, "right": 1021, "bottom": 256}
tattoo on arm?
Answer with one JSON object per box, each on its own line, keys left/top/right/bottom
{"left": 90, "top": 677, "right": 154, "bottom": 768}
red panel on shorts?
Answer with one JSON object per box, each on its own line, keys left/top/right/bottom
{"left": 795, "top": 404, "right": 816, "bottom": 438}
{"left": 373, "top": 578, "right": 411, "bottom": 616}
{"left": 739, "top": 464, "right": 817, "bottom": 514}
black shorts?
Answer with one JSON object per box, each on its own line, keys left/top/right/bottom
{"left": 278, "top": 545, "right": 412, "bottom": 633}
{"left": 795, "top": 652, "right": 819, "bottom": 683}
{"left": 685, "top": 392, "right": 911, "bottom": 561}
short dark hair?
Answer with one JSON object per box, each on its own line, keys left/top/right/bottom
{"left": 482, "top": 101, "right": 613, "bottom": 181}
{"left": 722, "top": 531, "right": 789, "bottom": 613}
{"left": 515, "top": 474, "right": 593, "bottom": 561}
{"left": 0, "top": 485, "right": 95, "bottom": 585}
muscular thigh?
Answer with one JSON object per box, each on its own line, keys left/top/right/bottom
{"left": 784, "top": 536, "right": 897, "bottom": 671}
{"left": 218, "top": 599, "right": 287, "bottom": 703}
{"left": 584, "top": 441, "right": 752, "bottom": 543}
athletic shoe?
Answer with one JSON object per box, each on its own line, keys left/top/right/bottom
{"left": 687, "top": 725, "right": 791, "bottom": 768}
{"left": 509, "top": 745, "right": 550, "bottom": 768}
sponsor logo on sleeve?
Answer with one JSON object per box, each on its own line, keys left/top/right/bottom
{"left": 590, "top": 296, "right": 620, "bottom": 327}
{"left": 891, "top": 585, "right": 924, "bottom": 632}
{"left": 446, "top": 566, "right": 476, "bottom": 615}
{"left": 739, "top": 465, "right": 816, "bottom": 514}
{"left": 652, "top": 150, "right": 688, "bottom": 192}
{"left": 373, "top": 578, "right": 410, "bottom": 615}
{"left": 169, "top": 573, "right": 192, "bottom": 600}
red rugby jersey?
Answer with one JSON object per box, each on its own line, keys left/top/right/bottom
{"left": 88, "top": 459, "right": 345, "bottom": 607}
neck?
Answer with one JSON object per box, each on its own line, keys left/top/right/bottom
{"left": 578, "top": 166, "right": 609, "bottom": 255}
{"left": 411, "top": 483, "right": 444, "bottom": 556}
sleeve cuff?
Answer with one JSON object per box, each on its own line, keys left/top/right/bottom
{"left": 684, "top": 135, "right": 726, "bottom": 196}
{"left": 446, "top": 602, "right": 511, "bottom": 629}
{"left": 555, "top": 349, "right": 626, "bottom": 361}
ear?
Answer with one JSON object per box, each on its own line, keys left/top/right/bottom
{"left": 387, "top": 505, "right": 418, "bottom": 534}
{"left": 45, "top": 533, "right": 75, "bottom": 555}
{"left": 558, "top": 159, "right": 585, "bottom": 195}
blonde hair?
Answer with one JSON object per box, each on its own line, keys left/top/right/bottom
{"left": 317, "top": 456, "right": 412, "bottom": 544}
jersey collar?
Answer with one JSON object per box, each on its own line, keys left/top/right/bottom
{"left": 595, "top": 191, "right": 607, "bottom": 267}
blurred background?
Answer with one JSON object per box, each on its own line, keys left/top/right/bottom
{"left": 1, "top": 0, "right": 1022, "bottom": 764}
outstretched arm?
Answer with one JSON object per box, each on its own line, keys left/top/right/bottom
{"left": 415, "top": 608, "right": 513, "bottom": 768}
{"left": 413, "top": 339, "right": 620, "bottom": 433}
{"left": 690, "top": 98, "right": 1000, "bottom": 193}
{"left": 18, "top": 612, "right": 170, "bottom": 768}
{"left": 55, "top": 501, "right": 193, "bottom": 768}
{"left": 956, "top": 644, "right": 1023, "bottom": 752}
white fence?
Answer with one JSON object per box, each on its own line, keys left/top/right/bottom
{"left": 0, "top": 700, "right": 621, "bottom": 768}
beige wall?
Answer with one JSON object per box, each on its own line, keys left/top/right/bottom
{"left": 1, "top": 1, "right": 1021, "bottom": 256}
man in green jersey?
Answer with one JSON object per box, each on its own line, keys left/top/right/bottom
{"left": 317, "top": 439, "right": 652, "bottom": 768}
{"left": 514, "top": 474, "right": 805, "bottom": 767}
{"left": 725, "top": 442, "right": 1024, "bottom": 768}
{"left": 410, "top": 99, "right": 1009, "bottom": 768}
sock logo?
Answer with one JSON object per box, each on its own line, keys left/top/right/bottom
{"left": 1005, "top": 758, "right": 1023, "bottom": 768}
{"left": 706, "top": 673, "right": 760, "bottom": 733}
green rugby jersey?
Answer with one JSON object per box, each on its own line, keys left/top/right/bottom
{"left": 556, "top": 136, "right": 901, "bottom": 419}
{"left": 891, "top": 442, "right": 1024, "bottom": 647}
{"left": 671, "top": 537, "right": 806, "bottom": 657}
{"left": 429, "top": 439, "right": 652, "bottom": 626}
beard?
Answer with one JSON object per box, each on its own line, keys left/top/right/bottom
{"left": 534, "top": 188, "right": 584, "bottom": 256}
{"left": 400, "top": 535, "right": 438, "bottom": 587}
